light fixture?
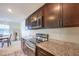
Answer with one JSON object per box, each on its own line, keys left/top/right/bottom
{"left": 8, "top": 8, "right": 12, "bottom": 13}
{"left": 48, "top": 16, "right": 55, "bottom": 20}
{"left": 54, "top": 5, "right": 60, "bottom": 11}
{"left": 31, "top": 17, "right": 37, "bottom": 22}
{"left": 33, "top": 17, "right": 37, "bottom": 21}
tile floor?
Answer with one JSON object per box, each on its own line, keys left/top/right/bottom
{"left": 0, "top": 40, "right": 26, "bottom": 56}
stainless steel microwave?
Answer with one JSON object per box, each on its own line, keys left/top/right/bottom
{"left": 28, "top": 16, "right": 44, "bottom": 29}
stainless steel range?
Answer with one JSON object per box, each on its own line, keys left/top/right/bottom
{"left": 27, "top": 33, "right": 49, "bottom": 49}
{"left": 22, "top": 33, "right": 49, "bottom": 55}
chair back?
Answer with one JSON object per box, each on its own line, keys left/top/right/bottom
{"left": 9, "top": 34, "right": 12, "bottom": 40}
{"left": 10, "top": 32, "right": 17, "bottom": 41}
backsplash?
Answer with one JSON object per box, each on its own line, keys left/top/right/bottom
{"left": 21, "top": 20, "right": 79, "bottom": 44}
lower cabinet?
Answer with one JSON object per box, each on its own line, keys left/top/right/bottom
{"left": 21, "top": 39, "right": 35, "bottom": 56}
{"left": 35, "top": 46, "right": 54, "bottom": 56}
{"left": 21, "top": 39, "right": 54, "bottom": 56}
{"left": 23, "top": 44, "right": 35, "bottom": 56}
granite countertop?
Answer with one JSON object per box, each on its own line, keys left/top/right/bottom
{"left": 36, "top": 39, "right": 79, "bottom": 56}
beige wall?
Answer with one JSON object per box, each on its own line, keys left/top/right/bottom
{"left": 21, "top": 20, "right": 79, "bottom": 44}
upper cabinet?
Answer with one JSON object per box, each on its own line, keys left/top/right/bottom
{"left": 35, "top": 7, "right": 44, "bottom": 28}
{"left": 25, "top": 3, "right": 79, "bottom": 29}
{"left": 25, "top": 3, "right": 62, "bottom": 29}
{"left": 27, "top": 7, "right": 44, "bottom": 29}
{"left": 63, "top": 3, "right": 79, "bottom": 27}
{"left": 43, "top": 3, "right": 62, "bottom": 28}
{"left": 29, "top": 12, "right": 38, "bottom": 29}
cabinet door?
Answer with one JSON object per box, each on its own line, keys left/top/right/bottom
{"left": 35, "top": 46, "right": 54, "bottom": 56}
{"left": 37, "top": 7, "right": 44, "bottom": 28}
{"left": 27, "top": 17, "right": 32, "bottom": 29}
{"left": 63, "top": 3, "right": 79, "bottom": 27}
{"left": 29, "top": 12, "right": 38, "bottom": 29}
{"left": 44, "top": 3, "right": 62, "bottom": 28}
{"left": 25, "top": 18, "right": 29, "bottom": 29}
{"left": 28, "top": 8, "right": 44, "bottom": 29}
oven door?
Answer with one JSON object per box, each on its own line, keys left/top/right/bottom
{"left": 25, "top": 40, "right": 35, "bottom": 51}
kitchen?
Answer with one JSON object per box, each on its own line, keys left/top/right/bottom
{"left": 21, "top": 3, "right": 79, "bottom": 56}
{"left": 0, "top": 3, "right": 79, "bottom": 56}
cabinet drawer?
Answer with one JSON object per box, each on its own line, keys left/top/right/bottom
{"left": 25, "top": 44, "right": 35, "bottom": 56}
{"left": 36, "top": 46, "right": 54, "bottom": 56}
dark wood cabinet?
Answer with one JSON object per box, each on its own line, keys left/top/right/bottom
{"left": 63, "top": 3, "right": 79, "bottom": 27}
{"left": 35, "top": 46, "right": 54, "bottom": 56}
{"left": 25, "top": 17, "right": 30, "bottom": 29}
{"left": 43, "top": 3, "right": 62, "bottom": 28}
{"left": 27, "top": 7, "right": 44, "bottom": 29}
{"left": 25, "top": 18, "right": 28, "bottom": 27}
{"left": 28, "top": 12, "right": 38, "bottom": 29}
{"left": 25, "top": 3, "right": 63, "bottom": 29}
{"left": 36, "top": 7, "right": 44, "bottom": 28}
{"left": 25, "top": 3, "right": 79, "bottom": 29}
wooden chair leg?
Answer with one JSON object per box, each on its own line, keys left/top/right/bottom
{"left": 7, "top": 40, "right": 11, "bottom": 47}
{"left": 10, "top": 41, "right": 11, "bottom": 45}
{"left": 7, "top": 42, "right": 9, "bottom": 47}
{"left": 2, "top": 41, "right": 4, "bottom": 48}
{"left": 7, "top": 40, "right": 9, "bottom": 47}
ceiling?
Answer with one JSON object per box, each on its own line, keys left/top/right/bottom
{"left": 0, "top": 3, "right": 44, "bottom": 23}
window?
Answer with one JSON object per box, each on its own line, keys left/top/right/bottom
{"left": 0, "top": 24, "right": 10, "bottom": 36}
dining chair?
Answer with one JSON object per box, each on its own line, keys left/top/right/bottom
{"left": 11, "top": 32, "right": 18, "bottom": 41}
{"left": 0, "top": 35, "right": 3, "bottom": 47}
{"left": 2, "top": 34, "right": 11, "bottom": 48}
{"left": 0, "top": 40, "right": 2, "bottom": 47}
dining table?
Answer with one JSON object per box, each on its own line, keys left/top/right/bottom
{"left": 0, "top": 36, "right": 9, "bottom": 40}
